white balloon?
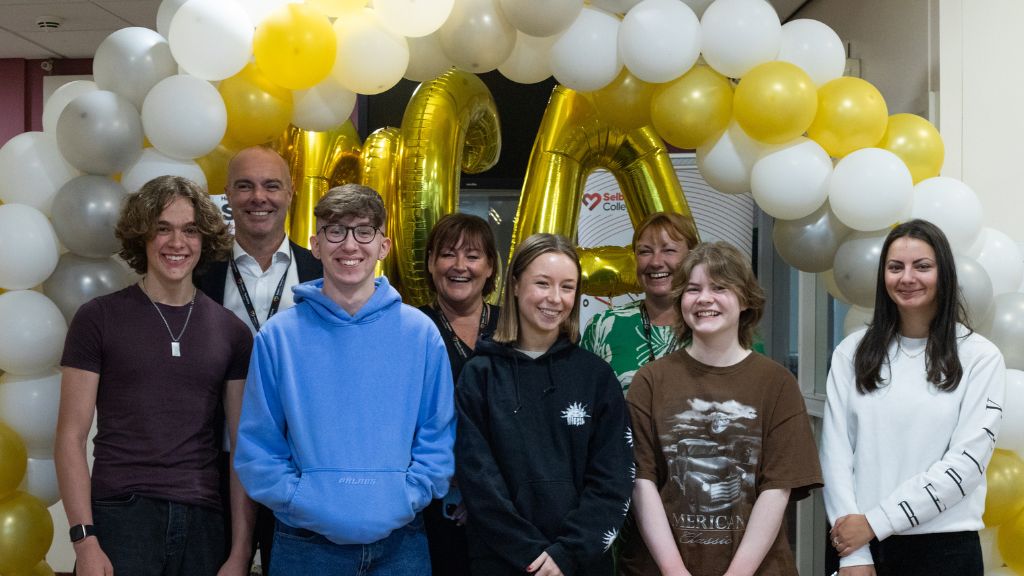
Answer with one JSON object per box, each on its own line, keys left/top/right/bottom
{"left": 0, "top": 131, "right": 80, "bottom": 215}
{"left": 332, "top": 9, "right": 410, "bottom": 95}
{"left": 619, "top": 0, "right": 701, "bottom": 83}
{"left": 997, "top": 369, "right": 1024, "bottom": 456}
{"left": 971, "top": 227, "right": 1024, "bottom": 297}
{"left": 142, "top": 75, "right": 227, "bottom": 160}
{"left": 498, "top": 0, "right": 583, "bottom": 38}
{"left": 0, "top": 204, "right": 60, "bottom": 291}
{"left": 0, "top": 370, "right": 61, "bottom": 457}
{"left": 121, "top": 148, "right": 208, "bottom": 193}
{"left": 156, "top": 0, "right": 190, "bottom": 37}
{"left": 988, "top": 292, "right": 1024, "bottom": 371}
{"left": 821, "top": 269, "right": 851, "bottom": 305}
{"left": 404, "top": 33, "right": 454, "bottom": 82}
{"left": 832, "top": 229, "right": 889, "bottom": 309}
{"left": 751, "top": 137, "right": 831, "bottom": 220}
{"left": 93, "top": 27, "right": 178, "bottom": 110}
{"left": 777, "top": 19, "right": 845, "bottom": 86}
{"left": 829, "top": 148, "right": 914, "bottom": 232}
{"left": 696, "top": 122, "right": 771, "bottom": 195}
{"left": 42, "top": 80, "right": 98, "bottom": 135}
{"left": 590, "top": 0, "right": 641, "bottom": 14}
{"left": 911, "top": 177, "right": 984, "bottom": 253}
{"left": 439, "top": 0, "right": 517, "bottom": 74}
{"left": 236, "top": 0, "right": 291, "bottom": 25}
{"left": 842, "top": 305, "right": 874, "bottom": 337}
{"left": 956, "top": 254, "right": 995, "bottom": 331}
{"left": 700, "top": 0, "right": 781, "bottom": 79}
{"left": 19, "top": 457, "right": 60, "bottom": 507}
{"left": 0, "top": 290, "right": 67, "bottom": 376}
{"left": 292, "top": 77, "right": 358, "bottom": 132}
{"left": 168, "top": 0, "right": 253, "bottom": 81}
{"left": 498, "top": 32, "right": 557, "bottom": 84}
{"left": 550, "top": 7, "right": 623, "bottom": 92}
{"left": 375, "top": 0, "right": 455, "bottom": 38}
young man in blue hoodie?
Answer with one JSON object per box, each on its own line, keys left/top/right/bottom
{"left": 234, "top": 184, "right": 456, "bottom": 575}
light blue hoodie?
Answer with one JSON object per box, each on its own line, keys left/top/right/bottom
{"left": 234, "top": 276, "right": 455, "bottom": 545}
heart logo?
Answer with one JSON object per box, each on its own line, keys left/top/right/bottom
{"left": 582, "top": 192, "right": 601, "bottom": 210}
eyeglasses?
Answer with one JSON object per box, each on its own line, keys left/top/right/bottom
{"left": 318, "top": 224, "right": 379, "bottom": 244}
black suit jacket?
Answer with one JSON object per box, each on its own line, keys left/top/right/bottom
{"left": 193, "top": 239, "right": 323, "bottom": 305}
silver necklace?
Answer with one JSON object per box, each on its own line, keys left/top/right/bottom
{"left": 140, "top": 277, "right": 196, "bottom": 357}
{"left": 898, "top": 338, "right": 927, "bottom": 359}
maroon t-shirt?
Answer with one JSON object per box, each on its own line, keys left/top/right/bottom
{"left": 61, "top": 284, "right": 252, "bottom": 509}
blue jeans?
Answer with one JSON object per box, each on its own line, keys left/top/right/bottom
{"left": 271, "top": 513, "right": 431, "bottom": 576}
{"left": 86, "top": 494, "right": 224, "bottom": 576}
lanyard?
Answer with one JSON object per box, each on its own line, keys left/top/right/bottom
{"left": 639, "top": 301, "right": 676, "bottom": 364}
{"left": 433, "top": 302, "right": 491, "bottom": 361}
{"left": 229, "top": 251, "right": 291, "bottom": 332}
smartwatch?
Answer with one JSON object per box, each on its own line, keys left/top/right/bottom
{"left": 69, "top": 524, "right": 96, "bottom": 543}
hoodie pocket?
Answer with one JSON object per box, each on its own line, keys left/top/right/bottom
{"left": 514, "top": 479, "right": 580, "bottom": 540}
{"left": 287, "top": 469, "right": 416, "bottom": 545}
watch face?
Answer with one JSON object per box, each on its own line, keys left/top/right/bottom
{"left": 70, "top": 524, "right": 94, "bottom": 542}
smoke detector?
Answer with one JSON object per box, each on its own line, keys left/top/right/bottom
{"left": 35, "top": 16, "right": 63, "bottom": 31}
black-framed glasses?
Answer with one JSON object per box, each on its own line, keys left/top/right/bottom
{"left": 318, "top": 224, "right": 379, "bottom": 244}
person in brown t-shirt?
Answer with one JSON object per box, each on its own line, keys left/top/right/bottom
{"left": 619, "top": 242, "right": 822, "bottom": 576}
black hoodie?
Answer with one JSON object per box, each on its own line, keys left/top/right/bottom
{"left": 455, "top": 335, "right": 635, "bottom": 576}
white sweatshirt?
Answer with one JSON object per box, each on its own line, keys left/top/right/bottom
{"left": 821, "top": 325, "right": 1006, "bottom": 568}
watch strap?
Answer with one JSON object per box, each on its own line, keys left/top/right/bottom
{"left": 69, "top": 523, "right": 96, "bottom": 542}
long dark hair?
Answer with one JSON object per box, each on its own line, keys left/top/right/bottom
{"left": 853, "top": 219, "right": 968, "bottom": 393}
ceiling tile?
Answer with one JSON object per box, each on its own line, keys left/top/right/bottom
{"left": 0, "top": 27, "right": 60, "bottom": 59}
{"left": 93, "top": 1, "right": 159, "bottom": 29}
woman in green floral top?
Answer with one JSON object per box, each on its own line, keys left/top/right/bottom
{"left": 580, "top": 212, "right": 699, "bottom": 393}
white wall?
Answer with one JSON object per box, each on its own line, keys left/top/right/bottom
{"left": 939, "top": 0, "right": 1024, "bottom": 242}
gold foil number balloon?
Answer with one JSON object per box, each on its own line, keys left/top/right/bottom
{"left": 511, "top": 85, "right": 695, "bottom": 296}
{"left": 392, "top": 69, "right": 501, "bottom": 307}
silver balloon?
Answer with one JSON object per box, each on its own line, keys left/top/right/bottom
{"left": 833, "top": 229, "right": 889, "bottom": 309}
{"left": 987, "top": 292, "right": 1024, "bottom": 371}
{"left": 955, "top": 254, "right": 995, "bottom": 330}
{"left": 42, "top": 253, "right": 132, "bottom": 323}
{"left": 51, "top": 175, "right": 129, "bottom": 258}
{"left": 773, "top": 201, "right": 852, "bottom": 273}
{"left": 56, "top": 90, "right": 143, "bottom": 175}
{"left": 842, "top": 305, "right": 874, "bottom": 337}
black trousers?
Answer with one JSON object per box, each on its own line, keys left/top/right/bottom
{"left": 869, "top": 531, "right": 983, "bottom": 576}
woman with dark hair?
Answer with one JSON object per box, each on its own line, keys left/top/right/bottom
{"left": 419, "top": 213, "right": 501, "bottom": 575}
{"left": 581, "top": 212, "right": 699, "bottom": 393}
{"left": 619, "top": 241, "right": 821, "bottom": 576}
{"left": 821, "top": 219, "right": 1006, "bottom": 576}
{"left": 455, "top": 233, "right": 634, "bottom": 576}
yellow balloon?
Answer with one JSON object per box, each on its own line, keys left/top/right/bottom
{"left": 591, "top": 69, "right": 656, "bottom": 131}
{"left": 984, "top": 449, "right": 1024, "bottom": 527}
{"left": 651, "top": 65, "right": 733, "bottom": 150}
{"left": 275, "top": 122, "right": 363, "bottom": 249}
{"left": 6, "top": 560, "right": 56, "bottom": 576}
{"left": 253, "top": 4, "right": 337, "bottom": 90}
{"left": 878, "top": 113, "right": 945, "bottom": 184}
{"left": 0, "top": 422, "right": 27, "bottom": 499}
{"left": 219, "top": 63, "right": 294, "bottom": 147}
{"left": 512, "top": 85, "right": 697, "bottom": 297}
{"left": 807, "top": 76, "right": 889, "bottom": 157}
{"left": 734, "top": 61, "right": 817, "bottom": 144}
{"left": 998, "top": 506, "right": 1024, "bottom": 574}
{"left": 195, "top": 138, "right": 244, "bottom": 197}
{"left": 392, "top": 69, "right": 501, "bottom": 307}
{"left": 0, "top": 491, "right": 53, "bottom": 575}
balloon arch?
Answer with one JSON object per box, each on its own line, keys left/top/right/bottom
{"left": 2, "top": 0, "right": 1024, "bottom": 573}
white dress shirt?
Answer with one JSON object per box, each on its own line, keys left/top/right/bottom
{"left": 222, "top": 236, "right": 300, "bottom": 336}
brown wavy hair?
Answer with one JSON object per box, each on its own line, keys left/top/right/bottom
{"left": 670, "top": 242, "right": 765, "bottom": 349}
{"left": 424, "top": 213, "right": 500, "bottom": 297}
{"left": 116, "top": 175, "right": 231, "bottom": 275}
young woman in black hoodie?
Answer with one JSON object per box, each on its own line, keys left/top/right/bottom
{"left": 455, "top": 233, "right": 635, "bottom": 576}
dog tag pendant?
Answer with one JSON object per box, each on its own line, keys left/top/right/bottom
{"left": 171, "top": 342, "right": 181, "bottom": 357}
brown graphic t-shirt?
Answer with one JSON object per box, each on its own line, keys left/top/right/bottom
{"left": 619, "top": 350, "right": 822, "bottom": 576}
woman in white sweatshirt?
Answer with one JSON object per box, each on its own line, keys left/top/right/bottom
{"left": 821, "top": 219, "right": 1006, "bottom": 576}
